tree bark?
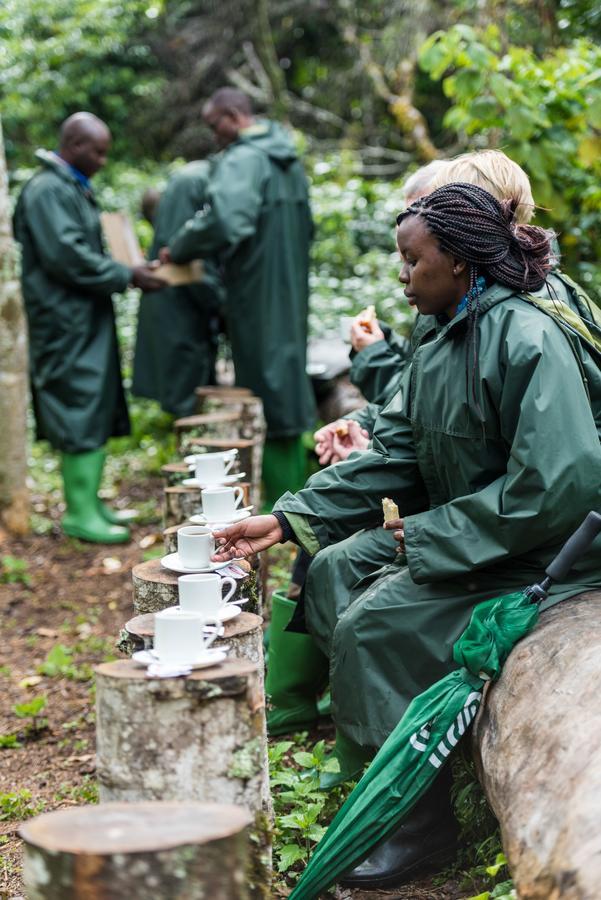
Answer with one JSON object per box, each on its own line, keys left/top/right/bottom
{"left": 20, "top": 801, "right": 253, "bottom": 900}
{"left": 120, "top": 610, "right": 264, "bottom": 673}
{"left": 195, "top": 386, "right": 253, "bottom": 412}
{"left": 175, "top": 411, "right": 244, "bottom": 453}
{"left": 95, "top": 659, "right": 272, "bottom": 896}
{"left": 132, "top": 557, "right": 262, "bottom": 617}
{"left": 163, "top": 484, "right": 202, "bottom": 528}
{"left": 473, "top": 592, "right": 601, "bottom": 899}
{"left": 0, "top": 115, "right": 29, "bottom": 534}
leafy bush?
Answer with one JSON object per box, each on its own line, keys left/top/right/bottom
{"left": 1, "top": 556, "right": 31, "bottom": 586}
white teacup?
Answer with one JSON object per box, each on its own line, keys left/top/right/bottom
{"left": 194, "top": 450, "right": 237, "bottom": 484}
{"left": 201, "top": 486, "right": 244, "bottom": 522}
{"left": 177, "top": 525, "right": 215, "bottom": 569}
{"left": 339, "top": 315, "right": 357, "bottom": 343}
{"left": 154, "top": 609, "right": 220, "bottom": 663}
{"left": 178, "top": 573, "right": 237, "bottom": 617}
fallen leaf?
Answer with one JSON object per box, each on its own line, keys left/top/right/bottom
{"left": 139, "top": 534, "right": 158, "bottom": 549}
{"left": 18, "top": 674, "right": 43, "bottom": 688}
{"left": 36, "top": 627, "right": 58, "bottom": 638}
{"left": 102, "top": 557, "right": 122, "bottom": 573}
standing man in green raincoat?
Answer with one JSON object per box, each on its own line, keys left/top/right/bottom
{"left": 160, "top": 88, "right": 316, "bottom": 507}
{"left": 133, "top": 160, "right": 224, "bottom": 417}
{"left": 13, "top": 112, "right": 165, "bottom": 543}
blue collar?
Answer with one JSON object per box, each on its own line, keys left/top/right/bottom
{"left": 57, "top": 153, "right": 92, "bottom": 191}
{"left": 436, "top": 275, "right": 488, "bottom": 324}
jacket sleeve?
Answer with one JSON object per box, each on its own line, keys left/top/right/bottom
{"left": 350, "top": 332, "right": 409, "bottom": 405}
{"left": 404, "top": 319, "right": 601, "bottom": 583}
{"left": 343, "top": 402, "right": 380, "bottom": 434}
{"left": 274, "top": 381, "right": 429, "bottom": 551}
{"left": 24, "top": 183, "right": 131, "bottom": 295}
{"left": 169, "top": 146, "right": 267, "bottom": 262}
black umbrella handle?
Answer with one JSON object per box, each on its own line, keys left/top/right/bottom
{"left": 545, "top": 511, "right": 601, "bottom": 583}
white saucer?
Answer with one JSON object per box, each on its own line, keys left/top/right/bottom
{"left": 160, "top": 552, "right": 232, "bottom": 574}
{"left": 161, "top": 604, "right": 242, "bottom": 623}
{"left": 184, "top": 451, "right": 238, "bottom": 466}
{"left": 189, "top": 509, "right": 252, "bottom": 527}
{"left": 132, "top": 648, "right": 227, "bottom": 669}
{"left": 182, "top": 472, "right": 246, "bottom": 488}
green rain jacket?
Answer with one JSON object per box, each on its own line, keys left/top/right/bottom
{"left": 276, "top": 282, "right": 601, "bottom": 746}
{"left": 168, "top": 121, "right": 316, "bottom": 438}
{"left": 13, "top": 150, "right": 131, "bottom": 452}
{"left": 132, "top": 160, "right": 223, "bottom": 417}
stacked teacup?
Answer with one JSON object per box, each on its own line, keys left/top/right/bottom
{"left": 182, "top": 448, "right": 252, "bottom": 529}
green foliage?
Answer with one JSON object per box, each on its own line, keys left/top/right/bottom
{"left": 419, "top": 25, "right": 601, "bottom": 299}
{"left": 37, "top": 644, "right": 92, "bottom": 681}
{"left": 1, "top": 555, "right": 32, "bottom": 586}
{"left": 0, "top": 0, "right": 164, "bottom": 165}
{"left": 0, "top": 734, "right": 21, "bottom": 749}
{"left": 269, "top": 736, "right": 352, "bottom": 883}
{"left": 0, "top": 789, "right": 44, "bottom": 821}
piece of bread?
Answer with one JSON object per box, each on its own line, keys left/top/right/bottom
{"left": 335, "top": 422, "right": 349, "bottom": 438}
{"left": 382, "top": 497, "right": 399, "bottom": 523}
{"left": 358, "top": 305, "right": 376, "bottom": 330}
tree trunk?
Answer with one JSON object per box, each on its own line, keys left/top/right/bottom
{"left": 20, "top": 801, "right": 252, "bottom": 900}
{"left": 473, "top": 592, "right": 601, "bottom": 899}
{"left": 95, "top": 659, "right": 272, "bottom": 896}
{"left": 132, "top": 557, "right": 262, "bottom": 617}
{"left": 120, "top": 610, "right": 264, "bottom": 674}
{"left": 0, "top": 116, "right": 29, "bottom": 534}
{"left": 163, "top": 484, "right": 202, "bottom": 528}
{"left": 175, "top": 411, "right": 244, "bottom": 453}
{"left": 195, "top": 385, "right": 253, "bottom": 412}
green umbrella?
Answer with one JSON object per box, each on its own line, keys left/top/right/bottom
{"left": 290, "top": 512, "right": 601, "bottom": 900}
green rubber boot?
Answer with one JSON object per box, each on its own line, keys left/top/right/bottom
{"left": 319, "top": 729, "right": 374, "bottom": 791}
{"left": 61, "top": 450, "right": 130, "bottom": 544}
{"left": 266, "top": 590, "right": 328, "bottom": 735}
{"left": 98, "top": 501, "right": 138, "bottom": 526}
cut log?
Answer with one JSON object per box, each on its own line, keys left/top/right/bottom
{"left": 183, "top": 397, "right": 265, "bottom": 444}
{"left": 131, "top": 558, "right": 261, "bottom": 617}
{"left": 95, "top": 659, "right": 272, "bottom": 895}
{"left": 163, "top": 484, "right": 202, "bottom": 528}
{"left": 188, "top": 437, "right": 263, "bottom": 509}
{"left": 20, "top": 801, "right": 252, "bottom": 900}
{"left": 160, "top": 461, "right": 190, "bottom": 485}
{"left": 121, "top": 611, "right": 264, "bottom": 673}
{"left": 473, "top": 592, "right": 601, "bottom": 899}
{"left": 175, "top": 411, "right": 243, "bottom": 453}
{"left": 196, "top": 385, "right": 253, "bottom": 411}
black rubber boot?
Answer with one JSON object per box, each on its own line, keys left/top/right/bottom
{"left": 339, "top": 768, "right": 458, "bottom": 889}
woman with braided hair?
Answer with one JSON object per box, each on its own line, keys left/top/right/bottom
{"left": 213, "top": 183, "right": 601, "bottom": 888}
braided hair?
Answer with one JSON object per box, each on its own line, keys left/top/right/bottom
{"left": 396, "top": 182, "right": 553, "bottom": 420}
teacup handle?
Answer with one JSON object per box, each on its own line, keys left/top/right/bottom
{"left": 233, "top": 486, "right": 244, "bottom": 508}
{"left": 224, "top": 456, "right": 235, "bottom": 474}
{"left": 221, "top": 576, "right": 237, "bottom": 604}
{"left": 202, "top": 617, "right": 222, "bottom": 649}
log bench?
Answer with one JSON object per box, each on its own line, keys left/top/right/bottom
{"left": 95, "top": 658, "right": 271, "bottom": 895}
{"left": 131, "top": 557, "right": 262, "bottom": 617}
{"left": 20, "top": 802, "right": 253, "bottom": 899}
{"left": 473, "top": 592, "right": 601, "bottom": 899}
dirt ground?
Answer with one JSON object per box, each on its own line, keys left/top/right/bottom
{"left": 0, "top": 475, "right": 471, "bottom": 900}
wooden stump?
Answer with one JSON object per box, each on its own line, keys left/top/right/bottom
{"left": 196, "top": 386, "right": 253, "bottom": 412}
{"left": 131, "top": 558, "right": 261, "bottom": 617}
{"left": 95, "top": 659, "right": 272, "bottom": 895}
{"left": 175, "top": 411, "right": 243, "bottom": 453}
{"left": 121, "top": 611, "right": 264, "bottom": 672}
{"left": 473, "top": 592, "right": 601, "bottom": 899}
{"left": 188, "top": 437, "right": 263, "bottom": 509}
{"left": 20, "top": 801, "right": 252, "bottom": 900}
{"left": 163, "top": 484, "right": 202, "bottom": 528}
{"left": 160, "top": 461, "right": 190, "bottom": 486}
{"left": 181, "top": 398, "right": 264, "bottom": 444}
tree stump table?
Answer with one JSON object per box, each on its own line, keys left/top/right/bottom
{"left": 163, "top": 484, "right": 202, "bottom": 528}
{"left": 175, "top": 411, "right": 243, "bottom": 454}
{"left": 20, "top": 801, "right": 253, "bottom": 900}
{"left": 187, "top": 437, "right": 263, "bottom": 509}
{"left": 473, "top": 592, "right": 601, "bottom": 898}
{"left": 131, "top": 558, "right": 261, "bottom": 617}
{"left": 95, "top": 659, "right": 271, "bottom": 895}
{"left": 121, "top": 611, "right": 264, "bottom": 674}
{"left": 195, "top": 385, "right": 253, "bottom": 413}
{"left": 160, "top": 461, "right": 190, "bottom": 486}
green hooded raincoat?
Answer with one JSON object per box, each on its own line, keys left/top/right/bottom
{"left": 13, "top": 150, "right": 131, "bottom": 453}
{"left": 132, "top": 160, "right": 223, "bottom": 417}
{"left": 168, "top": 120, "right": 315, "bottom": 438}
{"left": 275, "top": 282, "right": 601, "bottom": 748}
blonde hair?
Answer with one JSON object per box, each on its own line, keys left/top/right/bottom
{"left": 402, "top": 160, "right": 450, "bottom": 204}
{"left": 428, "top": 150, "right": 535, "bottom": 224}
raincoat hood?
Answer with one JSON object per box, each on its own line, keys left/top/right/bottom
{"left": 238, "top": 119, "right": 298, "bottom": 167}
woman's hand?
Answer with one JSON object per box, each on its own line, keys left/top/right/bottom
{"left": 211, "top": 514, "right": 283, "bottom": 561}
{"left": 331, "top": 419, "right": 370, "bottom": 461}
{"left": 314, "top": 419, "right": 369, "bottom": 465}
{"left": 384, "top": 517, "right": 405, "bottom": 553}
{"left": 350, "top": 318, "right": 386, "bottom": 352}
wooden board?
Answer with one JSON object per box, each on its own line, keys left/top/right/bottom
{"left": 101, "top": 211, "right": 204, "bottom": 285}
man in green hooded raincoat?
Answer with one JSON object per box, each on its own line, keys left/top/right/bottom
{"left": 160, "top": 88, "right": 316, "bottom": 507}
{"left": 133, "top": 160, "right": 224, "bottom": 417}
{"left": 13, "top": 112, "right": 165, "bottom": 543}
